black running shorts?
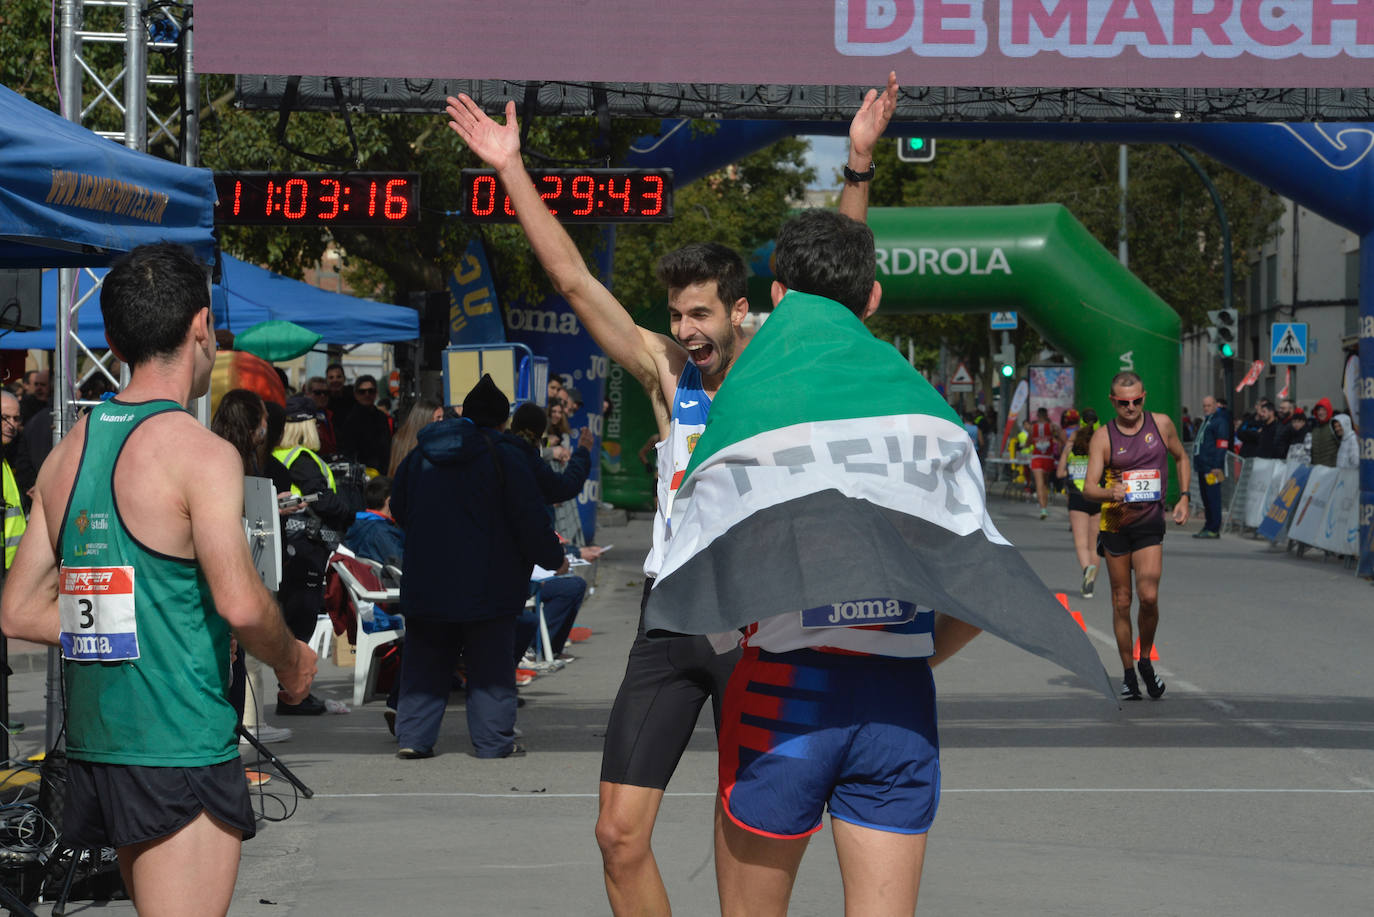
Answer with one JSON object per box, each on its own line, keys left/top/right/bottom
{"left": 1097, "top": 522, "right": 1165, "bottom": 557}
{"left": 599, "top": 579, "right": 742, "bottom": 789}
{"left": 1067, "top": 489, "right": 1102, "bottom": 516}
{"left": 62, "top": 757, "right": 256, "bottom": 850}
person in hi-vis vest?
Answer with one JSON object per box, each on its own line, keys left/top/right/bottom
{"left": 0, "top": 392, "right": 26, "bottom": 570}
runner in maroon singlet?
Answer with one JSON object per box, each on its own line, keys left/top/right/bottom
{"left": 1083, "top": 371, "right": 1191, "bottom": 701}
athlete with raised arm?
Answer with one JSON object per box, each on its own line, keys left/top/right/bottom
{"left": 447, "top": 74, "right": 898, "bottom": 916}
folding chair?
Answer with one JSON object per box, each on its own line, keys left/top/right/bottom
{"left": 327, "top": 551, "right": 405, "bottom": 706}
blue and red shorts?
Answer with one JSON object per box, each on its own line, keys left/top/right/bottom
{"left": 718, "top": 646, "right": 940, "bottom": 839}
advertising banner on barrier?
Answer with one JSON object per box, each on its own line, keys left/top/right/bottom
{"left": 195, "top": 1, "right": 1374, "bottom": 89}
{"left": 1289, "top": 467, "right": 1361, "bottom": 556}
{"left": 1258, "top": 464, "right": 1313, "bottom": 541}
{"left": 1243, "top": 458, "right": 1285, "bottom": 529}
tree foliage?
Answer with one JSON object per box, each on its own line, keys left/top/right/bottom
{"left": 610, "top": 136, "right": 815, "bottom": 320}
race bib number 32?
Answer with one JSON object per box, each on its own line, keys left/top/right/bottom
{"left": 59, "top": 566, "right": 140, "bottom": 662}
{"left": 1122, "top": 469, "right": 1163, "bottom": 503}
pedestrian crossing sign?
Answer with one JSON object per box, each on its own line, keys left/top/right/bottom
{"left": 1270, "top": 322, "right": 1307, "bottom": 365}
{"left": 989, "top": 311, "right": 1018, "bottom": 330}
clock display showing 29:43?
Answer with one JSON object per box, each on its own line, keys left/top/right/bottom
{"left": 459, "top": 169, "right": 674, "bottom": 224}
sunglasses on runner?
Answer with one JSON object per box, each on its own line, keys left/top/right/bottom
{"left": 1113, "top": 397, "right": 1144, "bottom": 407}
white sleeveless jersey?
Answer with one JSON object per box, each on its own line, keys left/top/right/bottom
{"left": 643, "top": 364, "right": 710, "bottom": 578}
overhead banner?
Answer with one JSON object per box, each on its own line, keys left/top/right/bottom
{"left": 194, "top": 1, "right": 1374, "bottom": 88}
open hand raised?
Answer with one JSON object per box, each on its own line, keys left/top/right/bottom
{"left": 446, "top": 95, "right": 521, "bottom": 172}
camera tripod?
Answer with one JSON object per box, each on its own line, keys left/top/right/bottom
{"left": 236, "top": 724, "right": 313, "bottom": 799}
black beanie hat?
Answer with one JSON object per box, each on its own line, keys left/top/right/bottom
{"left": 462, "top": 374, "right": 510, "bottom": 428}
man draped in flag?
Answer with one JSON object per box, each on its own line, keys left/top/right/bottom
{"left": 446, "top": 75, "right": 900, "bottom": 916}
{"left": 643, "top": 210, "right": 1114, "bottom": 915}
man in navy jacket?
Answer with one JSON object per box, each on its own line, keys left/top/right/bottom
{"left": 391, "top": 375, "right": 566, "bottom": 759}
{"left": 1192, "top": 394, "right": 1231, "bottom": 538}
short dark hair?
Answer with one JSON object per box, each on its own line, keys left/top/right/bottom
{"left": 326, "top": 362, "right": 345, "bottom": 374}
{"left": 510, "top": 402, "right": 548, "bottom": 438}
{"left": 773, "top": 210, "right": 876, "bottom": 317}
{"left": 655, "top": 243, "right": 747, "bottom": 307}
{"left": 1110, "top": 370, "right": 1143, "bottom": 391}
{"left": 101, "top": 243, "right": 210, "bottom": 366}
{"left": 364, "top": 475, "right": 391, "bottom": 510}
{"left": 356, "top": 374, "right": 377, "bottom": 388}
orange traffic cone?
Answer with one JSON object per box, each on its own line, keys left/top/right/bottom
{"left": 1132, "top": 638, "right": 1160, "bottom": 661}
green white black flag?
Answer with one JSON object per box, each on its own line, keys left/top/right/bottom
{"left": 644, "top": 290, "right": 1114, "bottom": 702}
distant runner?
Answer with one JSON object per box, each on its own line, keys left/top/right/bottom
{"left": 1024, "top": 406, "right": 1066, "bottom": 519}
{"left": 1082, "top": 371, "right": 1191, "bottom": 700}
{"left": 1056, "top": 407, "right": 1102, "bottom": 597}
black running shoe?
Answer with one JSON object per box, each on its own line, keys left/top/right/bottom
{"left": 1120, "top": 670, "right": 1142, "bottom": 701}
{"left": 1137, "top": 660, "right": 1166, "bottom": 699}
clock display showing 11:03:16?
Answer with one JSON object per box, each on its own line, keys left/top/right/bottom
{"left": 212, "top": 172, "right": 421, "bottom": 227}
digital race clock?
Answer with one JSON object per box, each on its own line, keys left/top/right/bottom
{"left": 213, "top": 172, "right": 420, "bottom": 227}
{"left": 459, "top": 169, "right": 673, "bottom": 224}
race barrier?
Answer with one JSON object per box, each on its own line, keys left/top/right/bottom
{"left": 1242, "top": 460, "right": 1359, "bottom": 561}
{"left": 1287, "top": 466, "right": 1361, "bottom": 558}
{"left": 1235, "top": 457, "right": 1307, "bottom": 532}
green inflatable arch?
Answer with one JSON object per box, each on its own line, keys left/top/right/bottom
{"left": 864, "top": 204, "right": 1180, "bottom": 429}
{"left": 602, "top": 203, "right": 1182, "bottom": 510}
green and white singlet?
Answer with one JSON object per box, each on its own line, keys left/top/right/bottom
{"left": 59, "top": 400, "right": 237, "bottom": 766}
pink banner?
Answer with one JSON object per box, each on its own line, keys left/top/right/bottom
{"left": 194, "top": 1, "right": 1374, "bottom": 89}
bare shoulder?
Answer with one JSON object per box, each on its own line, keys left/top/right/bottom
{"left": 1089, "top": 424, "right": 1111, "bottom": 451}
{"left": 1153, "top": 413, "right": 1179, "bottom": 437}
{"left": 132, "top": 410, "right": 241, "bottom": 476}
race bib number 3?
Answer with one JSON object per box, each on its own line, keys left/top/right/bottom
{"left": 59, "top": 565, "right": 139, "bottom": 662}
{"left": 1122, "top": 469, "right": 1163, "bottom": 503}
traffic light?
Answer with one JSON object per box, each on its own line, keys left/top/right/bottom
{"left": 995, "top": 342, "right": 1016, "bottom": 379}
{"left": 1206, "top": 308, "right": 1238, "bottom": 358}
{"left": 896, "top": 137, "right": 936, "bottom": 163}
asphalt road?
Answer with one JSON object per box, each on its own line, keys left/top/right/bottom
{"left": 5, "top": 492, "right": 1371, "bottom": 916}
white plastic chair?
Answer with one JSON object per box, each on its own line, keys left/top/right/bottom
{"left": 307, "top": 614, "right": 333, "bottom": 660}
{"left": 330, "top": 556, "right": 405, "bottom": 706}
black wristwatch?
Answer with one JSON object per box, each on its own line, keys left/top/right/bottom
{"left": 843, "top": 161, "right": 876, "bottom": 183}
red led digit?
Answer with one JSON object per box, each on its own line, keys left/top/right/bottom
{"left": 264, "top": 180, "right": 276, "bottom": 216}
{"left": 504, "top": 193, "right": 516, "bottom": 217}
{"left": 539, "top": 175, "right": 563, "bottom": 215}
{"left": 368, "top": 181, "right": 379, "bottom": 217}
{"left": 606, "top": 177, "right": 630, "bottom": 213}
{"left": 231, "top": 180, "right": 243, "bottom": 216}
{"left": 283, "top": 178, "right": 309, "bottom": 220}
{"left": 571, "top": 175, "right": 594, "bottom": 216}
{"left": 471, "top": 175, "right": 497, "bottom": 216}
{"left": 383, "top": 179, "right": 410, "bottom": 220}
{"left": 641, "top": 176, "right": 664, "bottom": 216}
{"left": 318, "top": 178, "right": 341, "bottom": 220}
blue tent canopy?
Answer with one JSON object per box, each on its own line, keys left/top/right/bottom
{"left": 0, "top": 257, "right": 418, "bottom": 350}
{"left": 213, "top": 255, "right": 418, "bottom": 344}
{"left": 0, "top": 84, "right": 216, "bottom": 268}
